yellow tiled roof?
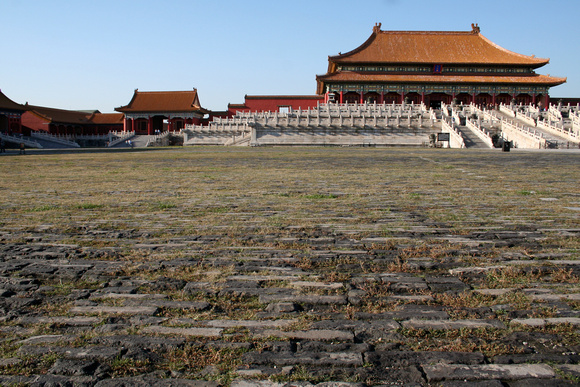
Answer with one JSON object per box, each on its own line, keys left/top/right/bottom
{"left": 330, "top": 24, "right": 549, "bottom": 66}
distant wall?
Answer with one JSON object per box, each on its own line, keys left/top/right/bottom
{"left": 228, "top": 95, "right": 324, "bottom": 116}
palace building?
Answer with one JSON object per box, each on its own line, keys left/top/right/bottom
{"left": 316, "top": 23, "right": 566, "bottom": 108}
{"left": 21, "top": 106, "right": 123, "bottom": 136}
{"left": 116, "top": 89, "right": 208, "bottom": 135}
{"left": 0, "top": 90, "right": 25, "bottom": 134}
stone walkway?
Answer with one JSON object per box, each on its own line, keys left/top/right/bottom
{"left": 0, "top": 148, "right": 579, "bottom": 386}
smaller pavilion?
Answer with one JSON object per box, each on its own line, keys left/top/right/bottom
{"left": 116, "top": 89, "right": 208, "bottom": 135}
{"left": 0, "top": 90, "right": 25, "bottom": 135}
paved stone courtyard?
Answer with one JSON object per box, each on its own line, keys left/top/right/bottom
{"left": 0, "top": 147, "right": 579, "bottom": 386}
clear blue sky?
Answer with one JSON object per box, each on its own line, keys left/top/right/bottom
{"left": 2, "top": 0, "right": 578, "bottom": 113}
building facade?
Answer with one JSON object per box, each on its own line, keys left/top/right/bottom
{"left": 116, "top": 89, "right": 207, "bottom": 135}
{"left": 316, "top": 24, "right": 566, "bottom": 108}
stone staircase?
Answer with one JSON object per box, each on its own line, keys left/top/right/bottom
{"left": 129, "top": 135, "right": 154, "bottom": 148}
{"left": 457, "top": 125, "right": 492, "bottom": 148}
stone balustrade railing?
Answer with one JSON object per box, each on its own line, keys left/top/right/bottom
{"left": 0, "top": 133, "right": 43, "bottom": 148}
{"left": 107, "top": 131, "right": 135, "bottom": 147}
{"left": 145, "top": 131, "right": 172, "bottom": 147}
{"left": 185, "top": 122, "right": 252, "bottom": 132}
{"left": 466, "top": 118, "right": 494, "bottom": 148}
{"left": 515, "top": 110, "right": 537, "bottom": 127}
{"left": 570, "top": 109, "right": 580, "bottom": 132}
{"left": 451, "top": 108, "right": 462, "bottom": 126}
{"left": 441, "top": 117, "right": 465, "bottom": 148}
{"left": 441, "top": 102, "right": 450, "bottom": 117}
{"left": 428, "top": 108, "right": 437, "bottom": 122}
{"left": 469, "top": 103, "right": 501, "bottom": 126}
{"left": 235, "top": 102, "right": 424, "bottom": 120}
{"left": 537, "top": 117, "right": 579, "bottom": 143}
{"left": 500, "top": 118, "right": 546, "bottom": 149}
{"left": 31, "top": 131, "right": 79, "bottom": 147}
{"left": 499, "top": 103, "right": 516, "bottom": 118}
{"left": 200, "top": 102, "right": 435, "bottom": 134}
{"left": 548, "top": 104, "right": 563, "bottom": 122}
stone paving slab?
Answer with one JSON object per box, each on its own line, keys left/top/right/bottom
{"left": 254, "top": 329, "right": 355, "bottom": 341}
{"left": 509, "top": 317, "right": 580, "bottom": 327}
{"left": 402, "top": 319, "right": 506, "bottom": 330}
{"left": 423, "top": 363, "right": 555, "bottom": 382}
{"left": 69, "top": 306, "right": 160, "bottom": 315}
{"left": 142, "top": 326, "right": 223, "bottom": 337}
{"left": 258, "top": 294, "right": 348, "bottom": 305}
{"left": 1, "top": 148, "right": 579, "bottom": 385}
{"left": 202, "top": 319, "right": 297, "bottom": 329}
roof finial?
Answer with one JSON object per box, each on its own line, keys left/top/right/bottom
{"left": 471, "top": 23, "right": 480, "bottom": 33}
{"left": 373, "top": 22, "right": 382, "bottom": 33}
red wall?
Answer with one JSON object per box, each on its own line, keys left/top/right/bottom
{"left": 21, "top": 111, "right": 49, "bottom": 134}
{"left": 228, "top": 95, "right": 324, "bottom": 116}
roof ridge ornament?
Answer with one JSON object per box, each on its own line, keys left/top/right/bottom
{"left": 471, "top": 23, "right": 480, "bottom": 34}
{"left": 373, "top": 22, "right": 382, "bottom": 34}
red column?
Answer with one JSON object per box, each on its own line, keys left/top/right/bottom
{"left": 148, "top": 116, "right": 153, "bottom": 135}
{"left": 400, "top": 93, "right": 405, "bottom": 104}
{"left": 340, "top": 91, "right": 344, "bottom": 104}
{"left": 380, "top": 92, "right": 384, "bottom": 104}
{"left": 421, "top": 92, "right": 425, "bottom": 104}
{"left": 360, "top": 92, "right": 364, "bottom": 104}
{"left": 492, "top": 93, "right": 496, "bottom": 106}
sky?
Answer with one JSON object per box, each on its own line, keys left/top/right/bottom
{"left": 1, "top": 0, "right": 578, "bottom": 113}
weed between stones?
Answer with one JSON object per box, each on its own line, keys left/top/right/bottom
{"left": 0, "top": 148, "right": 579, "bottom": 385}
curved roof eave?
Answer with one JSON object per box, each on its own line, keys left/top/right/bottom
{"left": 327, "top": 25, "right": 550, "bottom": 68}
